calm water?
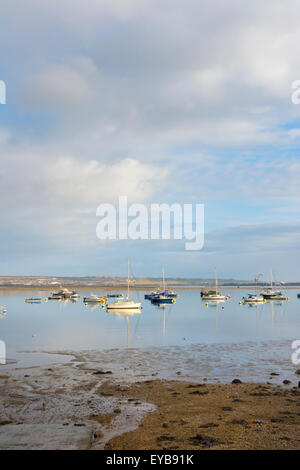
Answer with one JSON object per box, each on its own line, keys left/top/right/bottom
{"left": 0, "top": 288, "right": 299, "bottom": 381}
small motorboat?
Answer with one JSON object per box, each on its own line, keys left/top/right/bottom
{"left": 107, "top": 293, "right": 124, "bottom": 299}
{"left": 70, "top": 291, "right": 80, "bottom": 299}
{"left": 48, "top": 294, "right": 63, "bottom": 300}
{"left": 58, "top": 288, "right": 73, "bottom": 299}
{"left": 243, "top": 294, "right": 264, "bottom": 303}
{"left": 201, "top": 290, "right": 225, "bottom": 301}
{"left": 25, "top": 297, "right": 44, "bottom": 303}
{"left": 83, "top": 294, "right": 106, "bottom": 303}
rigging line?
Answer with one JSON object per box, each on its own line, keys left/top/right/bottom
{"left": 130, "top": 264, "right": 142, "bottom": 301}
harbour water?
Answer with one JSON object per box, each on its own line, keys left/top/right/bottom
{"left": 0, "top": 288, "right": 299, "bottom": 384}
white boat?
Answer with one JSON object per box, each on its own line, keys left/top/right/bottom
{"left": 107, "top": 300, "right": 141, "bottom": 309}
{"left": 243, "top": 293, "right": 264, "bottom": 303}
{"left": 49, "top": 288, "right": 73, "bottom": 299}
{"left": 201, "top": 269, "right": 225, "bottom": 301}
{"left": 70, "top": 291, "right": 80, "bottom": 299}
{"left": 201, "top": 290, "right": 225, "bottom": 301}
{"left": 107, "top": 261, "right": 141, "bottom": 310}
{"left": 83, "top": 294, "right": 106, "bottom": 303}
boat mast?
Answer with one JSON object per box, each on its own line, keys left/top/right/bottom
{"left": 162, "top": 268, "right": 165, "bottom": 292}
{"left": 215, "top": 267, "right": 218, "bottom": 292}
{"left": 270, "top": 267, "right": 273, "bottom": 289}
{"left": 127, "top": 259, "right": 130, "bottom": 301}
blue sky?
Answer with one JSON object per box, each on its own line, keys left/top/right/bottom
{"left": 1, "top": 0, "right": 300, "bottom": 280}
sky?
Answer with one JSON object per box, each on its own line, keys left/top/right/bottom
{"left": 1, "top": 0, "right": 300, "bottom": 280}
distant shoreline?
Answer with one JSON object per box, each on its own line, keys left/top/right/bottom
{"left": 0, "top": 275, "right": 299, "bottom": 291}
{"left": 0, "top": 285, "right": 300, "bottom": 290}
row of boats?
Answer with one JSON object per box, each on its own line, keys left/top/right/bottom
{"left": 200, "top": 269, "right": 289, "bottom": 304}
{"left": 25, "top": 264, "right": 179, "bottom": 309}
{"left": 23, "top": 266, "right": 293, "bottom": 307}
{"left": 200, "top": 289, "right": 289, "bottom": 303}
{"left": 25, "top": 262, "right": 142, "bottom": 309}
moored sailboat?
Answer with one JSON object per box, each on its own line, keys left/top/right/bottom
{"left": 261, "top": 269, "right": 289, "bottom": 301}
{"left": 107, "top": 261, "right": 141, "bottom": 310}
{"left": 201, "top": 269, "right": 225, "bottom": 301}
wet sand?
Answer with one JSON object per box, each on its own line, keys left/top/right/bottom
{"left": 104, "top": 380, "right": 300, "bottom": 450}
{"left": 1, "top": 353, "right": 299, "bottom": 450}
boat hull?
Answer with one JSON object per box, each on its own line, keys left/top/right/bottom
{"left": 107, "top": 301, "right": 141, "bottom": 309}
{"left": 262, "top": 294, "right": 288, "bottom": 300}
{"left": 151, "top": 296, "right": 175, "bottom": 304}
{"left": 202, "top": 295, "right": 225, "bottom": 301}
{"left": 84, "top": 297, "right": 106, "bottom": 303}
{"left": 243, "top": 298, "right": 264, "bottom": 303}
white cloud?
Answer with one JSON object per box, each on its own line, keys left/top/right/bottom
{"left": 44, "top": 156, "right": 168, "bottom": 206}
{"left": 1, "top": 0, "right": 300, "bottom": 274}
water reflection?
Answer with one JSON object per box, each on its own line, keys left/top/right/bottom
{"left": 152, "top": 303, "right": 174, "bottom": 337}
{"left": 0, "top": 288, "right": 299, "bottom": 355}
{"left": 107, "top": 308, "right": 141, "bottom": 348}
{"left": 84, "top": 302, "right": 105, "bottom": 311}
{"left": 204, "top": 299, "right": 225, "bottom": 331}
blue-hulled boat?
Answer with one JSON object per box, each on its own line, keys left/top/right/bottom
{"left": 25, "top": 298, "right": 44, "bottom": 303}
{"left": 151, "top": 294, "right": 175, "bottom": 304}
{"left": 145, "top": 269, "right": 178, "bottom": 301}
{"left": 144, "top": 290, "right": 160, "bottom": 300}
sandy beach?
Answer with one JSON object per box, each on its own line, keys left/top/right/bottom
{"left": 104, "top": 380, "right": 300, "bottom": 450}
{"left": 0, "top": 353, "right": 299, "bottom": 450}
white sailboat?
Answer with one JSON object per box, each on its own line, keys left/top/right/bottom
{"left": 243, "top": 275, "right": 264, "bottom": 303}
{"left": 201, "top": 268, "right": 225, "bottom": 301}
{"left": 107, "top": 261, "right": 141, "bottom": 309}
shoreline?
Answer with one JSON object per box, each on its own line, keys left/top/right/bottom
{"left": 104, "top": 379, "right": 300, "bottom": 450}
{"left": 0, "top": 348, "right": 299, "bottom": 449}
{"left": 1, "top": 286, "right": 300, "bottom": 291}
